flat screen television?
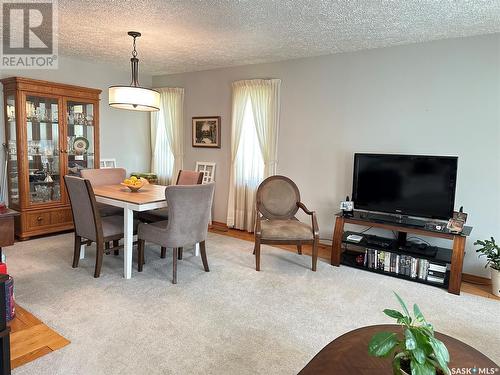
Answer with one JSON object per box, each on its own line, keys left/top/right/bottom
{"left": 352, "top": 154, "right": 458, "bottom": 220}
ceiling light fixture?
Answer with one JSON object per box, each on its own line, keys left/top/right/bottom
{"left": 109, "top": 31, "right": 160, "bottom": 112}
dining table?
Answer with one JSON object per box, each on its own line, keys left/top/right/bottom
{"left": 91, "top": 183, "right": 168, "bottom": 279}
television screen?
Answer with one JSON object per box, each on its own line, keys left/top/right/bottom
{"left": 352, "top": 154, "right": 458, "bottom": 220}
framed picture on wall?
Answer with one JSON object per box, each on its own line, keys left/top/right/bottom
{"left": 192, "top": 116, "right": 221, "bottom": 148}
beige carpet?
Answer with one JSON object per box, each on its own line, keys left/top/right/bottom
{"left": 5, "top": 232, "right": 499, "bottom": 374}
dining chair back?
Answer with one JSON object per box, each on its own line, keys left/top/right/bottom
{"left": 137, "top": 183, "right": 215, "bottom": 283}
{"left": 80, "top": 168, "right": 126, "bottom": 217}
{"left": 137, "top": 170, "right": 204, "bottom": 225}
{"left": 64, "top": 175, "right": 137, "bottom": 278}
{"left": 176, "top": 170, "right": 204, "bottom": 185}
{"left": 165, "top": 183, "right": 215, "bottom": 248}
{"left": 64, "top": 175, "right": 100, "bottom": 242}
{"left": 80, "top": 168, "right": 126, "bottom": 186}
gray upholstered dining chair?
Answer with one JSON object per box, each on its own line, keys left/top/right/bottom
{"left": 64, "top": 175, "right": 139, "bottom": 278}
{"left": 81, "top": 168, "right": 126, "bottom": 217}
{"left": 254, "top": 175, "right": 319, "bottom": 272}
{"left": 139, "top": 169, "right": 203, "bottom": 223}
{"left": 139, "top": 169, "right": 204, "bottom": 260}
{"left": 137, "top": 183, "right": 215, "bottom": 284}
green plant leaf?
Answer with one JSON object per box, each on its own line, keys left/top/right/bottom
{"left": 412, "top": 347, "right": 426, "bottom": 365}
{"left": 368, "top": 332, "right": 399, "bottom": 357}
{"left": 413, "top": 304, "right": 426, "bottom": 323}
{"left": 384, "top": 309, "right": 405, "bottom": 320}
{"left": 429, "top": 337, "right": 450, "bottom": 372}
{"left": 393, "top": 356, "right": 402, "bottom": 373}
{"left": 411, "top": 359, "right": 436, "bottom": 375}
{"left": 394, "top": 292, "right": 411, "bottom": 323}
{"left": 413, "top": 329, "right": 433, "bottom": 357}
{"left": 405, "top": 329, "right": 417, "bottom": 350}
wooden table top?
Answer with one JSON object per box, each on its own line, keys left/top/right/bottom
{"left": 299, "top": 324, "right": 498, "bottom": 374}
{"left": 93, "top": 184, "right": 167, "bottom": 205}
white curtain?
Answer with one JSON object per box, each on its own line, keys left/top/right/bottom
{"left": 150, "top": 88, "right": 184, "bottom": 185}
{"left": 226, "top": 79, "right": 281, "bottom": 231}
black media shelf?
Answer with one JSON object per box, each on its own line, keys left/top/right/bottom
{"left": 342, "top": 231, "right": 452, "bottom": 265}
{"left": 341, "top": 251, "right": 450, "bottom": 290}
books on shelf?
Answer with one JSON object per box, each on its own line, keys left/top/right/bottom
{"left": 361, "top": 248, "right": 447, "bottom": 284}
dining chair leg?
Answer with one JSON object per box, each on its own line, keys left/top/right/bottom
{"left": 137, "top": 239, "right": 145, "bottom": 272}
{"left": 73, "top": 235, "right": 82, "bottom": 268}
{"left": 160, "top": 247, "right": 166, "bottom": 259}
{"left": 178, "top": 247, "right": 183, "bottom": 260}
{"left": 113, "top": 240, "right": 119, "bottom": 256}
{"left": 312, "top": 238, "right": 318, "bottom": 272}
{"left": 105, "top": 241, "right": 110, "bottom": 255}
{"left": 297, "top": 243, "right": 302, "bottom": 255}
{"left": 199, "top": 241, "right": 209, "bottom": 272}
{"left": 255, "top": 238, "right": 261, "bottom": 271}
{"left": 94, "top": 242, "right": 104, "bottom": 278}
{"left": 172, "top": 248, "right": 178, "bottom": 284}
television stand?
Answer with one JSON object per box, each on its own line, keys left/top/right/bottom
{"left": 331, "top": 212, "right": 472, "bottom": 295}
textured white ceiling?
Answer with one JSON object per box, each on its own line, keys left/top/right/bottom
{"left": 56, "top": 0, "right": 500, "bottom": 75}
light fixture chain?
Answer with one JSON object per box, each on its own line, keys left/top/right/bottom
{"left": 132, "top": 36, "right": 137, "bottom": 58}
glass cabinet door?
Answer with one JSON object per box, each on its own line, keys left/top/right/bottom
{"left": 66, "top": 101, "right": 95, "bottom": 176}
{"left": 25, "top": 95, "right": 62, "bottom": 205}
{"left": 5, "top": 94, "right": 19, "bottom": 206}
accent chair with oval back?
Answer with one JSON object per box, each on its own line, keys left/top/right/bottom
{"left": 254, "top": 175, "right": 319, "bottom": 271}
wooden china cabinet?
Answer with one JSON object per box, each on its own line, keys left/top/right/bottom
{"left": 1, "top": 77, "right": 101, "bottom": 239}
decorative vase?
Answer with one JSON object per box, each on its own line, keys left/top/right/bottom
{"left": 491, "top": 267, "right": 500, "bottom": 297}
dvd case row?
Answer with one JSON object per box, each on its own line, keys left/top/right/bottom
{"left": 362, "top": 249, "right": 448, "bottom": 284}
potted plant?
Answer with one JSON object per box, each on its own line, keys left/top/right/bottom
{"left": 368, "top": 293, "right": 450, "bottom": 375}
{"left": 474, "top": 237, "right": 500, "bottom": 297}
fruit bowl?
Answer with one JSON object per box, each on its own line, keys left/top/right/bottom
{"left": 121, "top": 177, "right": 147, "bottom": 192}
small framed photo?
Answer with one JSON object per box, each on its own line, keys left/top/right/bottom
{"left": 192, "top": 116, "right": 221, "bottom": 148}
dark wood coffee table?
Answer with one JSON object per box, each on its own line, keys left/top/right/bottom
{"left": 299, "top": 325, "right": 498, "bottom": 374}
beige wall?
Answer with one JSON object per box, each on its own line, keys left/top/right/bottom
{"left": 153, "top": 33, "right": 500, "bottom": 277}
{"left": 0, "top": 55, "right": 152, "bottom": 177}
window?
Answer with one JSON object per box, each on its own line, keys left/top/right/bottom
{"left": 235, "top": 97, "right": 264, "bottom": 188}
{"left": 227, "top": 79, "right": 281, "bottom": 231}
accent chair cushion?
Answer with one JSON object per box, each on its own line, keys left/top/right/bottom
{"left": 260, "top": 219, "right": 313, "bottom": 241}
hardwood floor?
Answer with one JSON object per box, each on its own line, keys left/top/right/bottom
{"left": 209, "top": 223, "right": 500, "bottom": 300}
{"left": 8, "top": 305, "right": 70, "bottom": 369}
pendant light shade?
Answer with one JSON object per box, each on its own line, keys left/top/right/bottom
{"left": 109, "top": 86, "right": 160, "bottom": 112}
{"left": 109, "top": 31, "right": 160, "bottom": 112}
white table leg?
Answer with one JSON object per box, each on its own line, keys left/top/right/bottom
{"left": 194, "top": 243, "right": 200, "bottom": 256}
{"left": 80, "top": 243, "right": 86, "bottom": 259}
{"left": 124, "top": 206, "right": 134, "bottom": 279}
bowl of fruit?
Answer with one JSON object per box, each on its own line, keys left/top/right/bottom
{"left": 121, "top": 176, "right": 147, "bottom": 192}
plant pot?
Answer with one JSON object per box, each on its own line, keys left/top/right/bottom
{"left": 491, "top": 267, "right": 500, "bottom": 297}
{"left": 396, "top": 360, "right": 444, "bottom": 375}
